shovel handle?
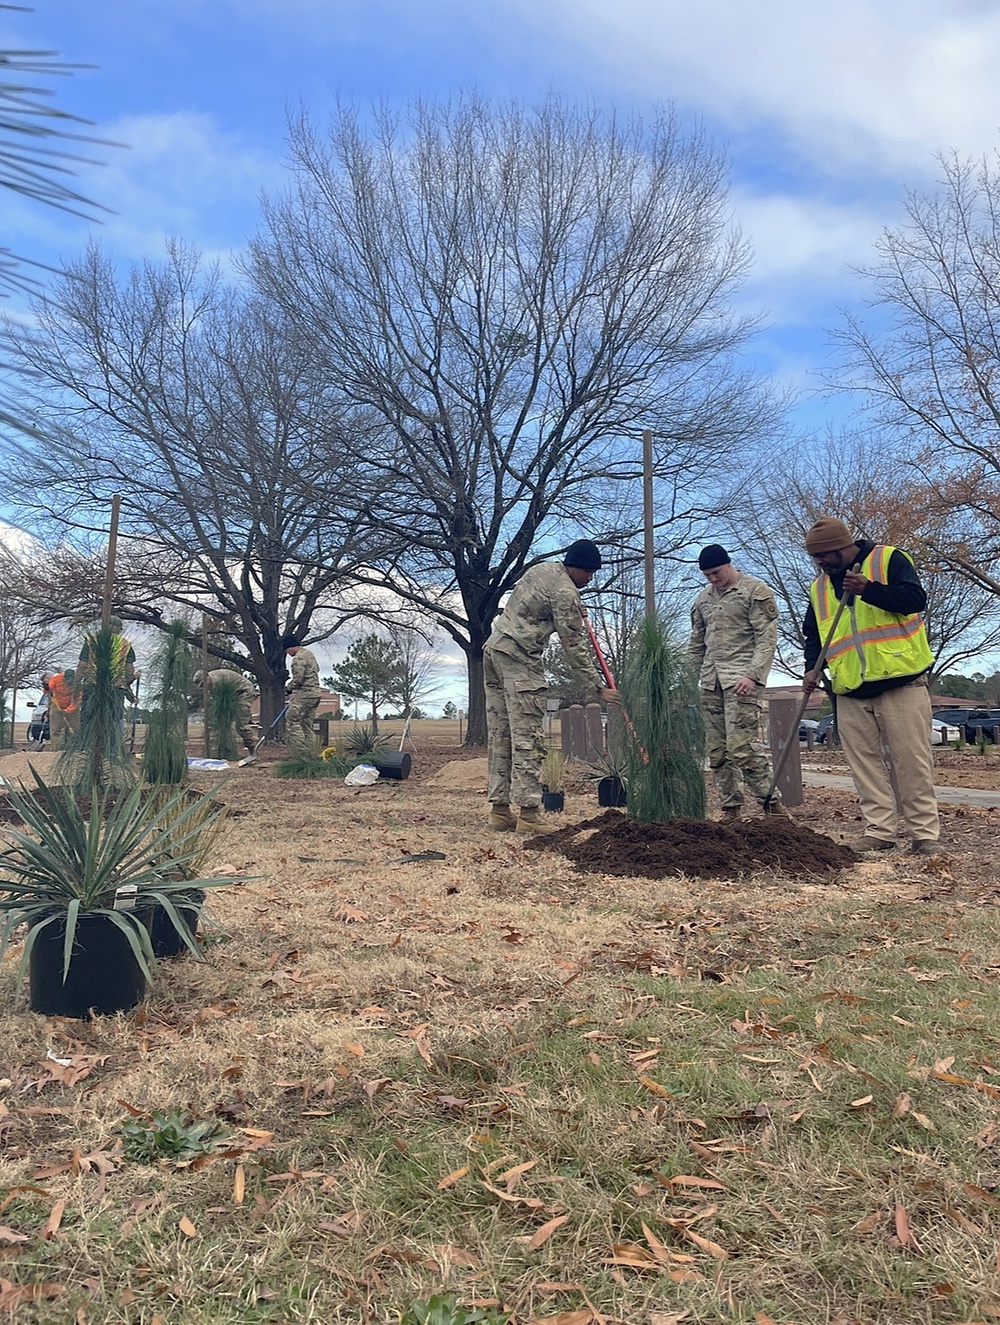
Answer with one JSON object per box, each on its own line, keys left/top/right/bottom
{"left": 583, "top": 617, "right": 649, "bottom": 764}
{"left": 763, "top": 564, "right": 860, "bottom": 807}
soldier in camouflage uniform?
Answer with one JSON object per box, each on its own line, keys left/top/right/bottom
{"left": 689, "top": 544, "right": 787, "bottom": 819}
{"left": 194, "top": 668, "right": 258, "bottom": 757}
{"left": 281, "top": 634, "right": 321, "bottom": 758}
{"left": 484, "top": 540, "right": 618, "bottom": 835}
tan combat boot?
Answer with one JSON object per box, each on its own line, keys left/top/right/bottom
{"left": 488, "top": 803, "right": 517, "bottom": 831}
{"left": 516, "top": 806, "right": 559, "bottom": 835}
{"left": 762, "top": 801, "right": 790, "bottom": 818}
{"left": 721, "top": 806, "right": 742, "bottom": 821}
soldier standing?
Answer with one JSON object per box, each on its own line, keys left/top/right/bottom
{"left": 484, "top": 540, "right": 618, "bottom": 835}
{"left": 689, "top": 544, "right": 786, "bottom": 819}
{"left": 281, "top": 634, "right": 321, "bottom": 758}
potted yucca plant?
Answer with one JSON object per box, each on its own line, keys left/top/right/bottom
{"left": 0, "top": 772, "right": 242, "bottom": 1017}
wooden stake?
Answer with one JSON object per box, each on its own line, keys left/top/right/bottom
{"left": 101, "top": 494, "right": 121, "bottom": 628}
{"left": 202, "top": 613, "right": 210, "bottom": 757}
{"left": 642, "top": 429, "right": 655, "bottom": 619}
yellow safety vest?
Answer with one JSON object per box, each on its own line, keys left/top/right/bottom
{"left": 809, "top": 545, "right": 934, "bottom": 695}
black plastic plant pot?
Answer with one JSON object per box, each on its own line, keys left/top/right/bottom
{"left": 29, "top": 912, "right": 147, "bottom": 1018}
{"left": 541, "top": 789, "right": 565, "bottom": 813}
{"left": 598, "top": 776, "right": 627, "bottom": 808}
{"left": 374, "top": 750, "right": 412, "bottom": 780}
{"left": 146, "top": 890, "right": 205, "bottom": 958}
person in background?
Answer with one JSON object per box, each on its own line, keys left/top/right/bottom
{"left": 193, "top": 668, "right": 258, "bottom": 758}
{"left": 484, "top": 539, "right": 618, "bottom": 835}
{"left": 689, "top": 544, "right": 786, "bottom": 819}
{"left": 77, "top": 615, "right": 137, "bottom": 709}
{"left": 47, "top": 668, "right": 81, "bottom": 750}
{"left": 801, "top": 517, "right": 940, "bottom": 855}
{"left": 281, "top": 634, "right": 321, "bottom": 758}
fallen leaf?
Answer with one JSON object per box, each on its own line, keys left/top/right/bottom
{"left": 178, "top": 1216, "right": 198, "bottom": 1239}
{"left": 638, "top": 1075, "right": 675, "bottom": 1100}
{"left": 233, "top": 1165, "right": 245, "bottom": 1206}
{"left": 894, "top": 1203, "right": 919, "bottom": 1251}
{"left": 525, "top": 1214, "right": 569, "bottom": 1249}
{"left": 0, "top": 1226, "right": 28, "bottom": 1243}
{"left": 526, "top": 1312, "right": 594, "bottom": 1325}
{"left": 437, "top": 1165, "right": 470, "bottom": 1190}
{"left": 892, "top": 1092, "right": 911, "bottom": 1118}
{"left": 39, "top": 1199, "right": 65, "bottom": 1241}
{"left": 664, "top": 1174, "right": 726, "bottom": 1191}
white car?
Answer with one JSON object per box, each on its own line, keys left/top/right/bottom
{"left": 931, "top": 718, "right": 962, "bottom": 745}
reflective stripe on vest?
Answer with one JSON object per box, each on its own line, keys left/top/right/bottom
{"left": 809, "top": 545, "right": 934, "bottom": 694}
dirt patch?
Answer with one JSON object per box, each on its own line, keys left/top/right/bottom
{"left": 0, "top": 750, "right": 63, "bottom": 785}
{"left": 423, "top": 756, "right": 488, "bottom": 790}
{"left": 528, "top": 809, "right": 858, "bottom": 881}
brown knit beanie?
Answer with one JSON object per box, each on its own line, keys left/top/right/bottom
{"left": 804, "top": 517, "right": 854, "bottom": 555}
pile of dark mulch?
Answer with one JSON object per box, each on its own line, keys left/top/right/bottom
{"left": 527, "top": 810, "right": 858, "bottom": 881}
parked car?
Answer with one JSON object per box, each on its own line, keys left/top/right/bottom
{"left": 932, "top": 708, "right": 1000, "bottom": 743}
{"left": 799, "top": 718, "right": 820, "bottom": 742}
{"left": 815, "top": 714, "right": 837, "bottom": 745}
{"left": 931, "top": 717, "right": 963, "bottom": 745}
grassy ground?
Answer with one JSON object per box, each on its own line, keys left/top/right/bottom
{"left": 2, "top": 751, "right": 1000, "bottom": 1323}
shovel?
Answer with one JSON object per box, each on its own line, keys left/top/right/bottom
{"left": 236, "top": 703, "right": 288, "bottom": 766}
{"left": 762, "top": 565, "right": 859, "bottom": 809}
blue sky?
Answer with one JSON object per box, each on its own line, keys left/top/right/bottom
{"left": 8, "top": 0, "right": 1000, "bottom": 419}
{"left": 5, "top": 0, "right": 1000, "bottom": 707}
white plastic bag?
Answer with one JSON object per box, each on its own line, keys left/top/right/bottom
{"left": 344, "top": 763, "right": 380, "bottom": 786}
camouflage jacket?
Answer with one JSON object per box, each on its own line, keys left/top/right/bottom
{"left": 487, "top": 563, "right": 604, "bottom": 699}
{"left": 689, "top": 572, "right": 778, "bottom": 690}
{"left": 288, "top": 648, "right": 320, "bottom": 693}
{"left": 208, "top": 669, "right": 256, "bottom": 700}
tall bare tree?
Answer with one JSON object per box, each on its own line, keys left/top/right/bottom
{"left": 2, "top": 242, "right": 396, "bottom": 725}
{"left": 836, "top": 149, "right": 1000, "bottom": 596}
{"left": 249, "top": 96, "right": 781, "bottom": 742}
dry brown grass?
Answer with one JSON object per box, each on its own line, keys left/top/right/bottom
{"left": 2, "top": 757, "right": 1000, "bottom": 1322}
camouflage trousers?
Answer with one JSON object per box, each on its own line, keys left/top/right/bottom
{"left": 231, "top": 696, "right": 256, "bottom": 756}
{"left": 484, "top": 647, "right": 547, "bottom": 810}
{"left": 286, "top": 690, "right": 320, "bottom": 758}
{"left": 701, "top": 683, "right": 779, "bottom": 809}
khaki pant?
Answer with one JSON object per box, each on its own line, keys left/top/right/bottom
{"left": 702, "top": 682, "right": 779, "bottom": 809}
{"left": 286, "top": 691, "right": 319, "bottom": 758}
{"left": 48, "top": 703, "right": 79, "bottom": 751}
{"left": 484, "top": 647, "right": 547, "bottom": 810}
{"left": 837, "top": 679, "right": 939, "bottom": 843}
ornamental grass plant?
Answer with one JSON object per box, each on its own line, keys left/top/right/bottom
{"left": 207, "top": 673, "right": 242, "bottom": 762}
{"left": 616, "top": 612, "right": 706, "bottom": 823}
{"left": 142, "top": 620, "right": 192, "bottom": 786}
{"left": 60, "top": 623, "right": 136, "bottom": 795}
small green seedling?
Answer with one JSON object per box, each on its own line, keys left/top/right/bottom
{"left": 120, "top": 1107, "right": 234, "bottom": 1165}
{"left": 398, "top": 1294, "right": 510, "bottom": 1325}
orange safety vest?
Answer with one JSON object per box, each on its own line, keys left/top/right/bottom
{"left": 809, "top": 545, "right": 934, "bottom": 695}
{"left": 48, "top": 672, "right": 79, "bottom": 713}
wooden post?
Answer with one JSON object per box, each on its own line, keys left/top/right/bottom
{"left": 10, "top": 643, "right": 18, "bottom": 748}
{"left": 642, "top": 429, "right": 655, "bottom": 620}
{"left": 101, "top": 494, "right": 121, "bottom": 628}
{"left": 201, "top": 613, "right": 210, "bottom": 757}
{"left": 767, "top": 695, "right": 804, "bottom": 807}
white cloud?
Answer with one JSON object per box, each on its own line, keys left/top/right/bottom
{"left": 514, "top": 0, "right": 1000, "bottom": 176}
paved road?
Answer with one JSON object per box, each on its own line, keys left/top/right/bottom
{"left": 803, "top": 770, "right": 1000, "bottom": 809}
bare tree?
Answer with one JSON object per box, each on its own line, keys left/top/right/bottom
{"left": 249, "top": 96, "right": 781, "bottom": 742}
{"left": 0, "top": 547, "right": 58, "bottom": 740}
{"left": 836, "top": 149, "right": 1000, "bottom": 595}
{"left": 2, "top": 242, "right": 397, "bottom": 725}
{"left": 726, "top": 430, "right": 1000, "bottom": 679}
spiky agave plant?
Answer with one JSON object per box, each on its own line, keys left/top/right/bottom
{"left": 60, "top": 623, "right": 136, "bottom": 795}
{"left": 207, "top": 673, "right": 242, "bottom": 761}
{"left": 617, "top": 614, "right": 706, "bottom": 824}
{"left": 143, "top": 621, "right": 192, "bottom": 785}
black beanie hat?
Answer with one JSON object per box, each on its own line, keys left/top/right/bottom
{"left": 698, "top": 544, "right": 731, "bottom": 570}
{"left": 563, "top": 539, "right": 602, "bottom": 571}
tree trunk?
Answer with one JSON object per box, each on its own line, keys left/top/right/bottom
{"left": 259, "top": 671, "right": 287, "bottom": 741}
{"left": 465, "top": 645, "right": 486, "bottom": 746}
